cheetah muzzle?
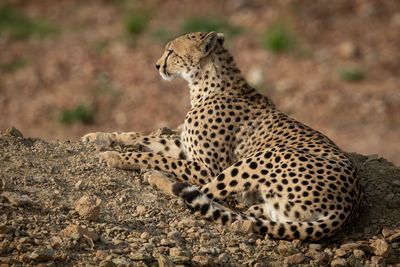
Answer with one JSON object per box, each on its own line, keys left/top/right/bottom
{"left": 82, "top": 31, "right": 363, "bottom": 240}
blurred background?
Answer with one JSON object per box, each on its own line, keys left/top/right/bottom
{"left": 0, "top": 0, "right": 399, "bottom": 164}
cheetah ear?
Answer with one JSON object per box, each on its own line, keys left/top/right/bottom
{"left": 199, "top": 32, "right": 224, "bottom": 56}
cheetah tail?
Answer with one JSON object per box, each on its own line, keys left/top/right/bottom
{"left": 172, "top": 182, "right": 333, "bottom": 241}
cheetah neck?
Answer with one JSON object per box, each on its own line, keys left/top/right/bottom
{"left": 187, "top": 48, "right": 248, "bottom": 107}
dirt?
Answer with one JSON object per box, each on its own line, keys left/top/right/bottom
{"left": 1, "top": 0, "right": 400, "bottom": 165}
{"left": 1, "top": 127, "right": 400, "bottom": 266}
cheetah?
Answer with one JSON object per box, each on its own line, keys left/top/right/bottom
{"left": 82, "top": 32, "right": 363, "bottom": 240}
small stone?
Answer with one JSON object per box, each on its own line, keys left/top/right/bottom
{"left": 353, "top": 249, "right": 365, "bottom": 259}
{"left": 371, "top": 256, "right": 384, "bottom": 265}
{"left": 192, "top": 255, "right": 211, "bottom": 265}
{"left": 382, "top": 229, "right": 396, "bottom": 237}
{"left": 112, "top": 258, "right": 130, "bottom": 265}
{"left": 387, "top": 231, "right": 400, "bottom": 242}
{"left": 230, "top": 219, "right": 253, "bottom": 233}
{"left": 75, "top": 195, "right": 101, "bottom": 221}
{"left": 28, "top": 249, "right": 54, "bottom": 262}
{"left": 99, "top": 260, "right": 117, "bottom": 267}
{"left": 2, "top": 191, "right": 34, "bottom": 206}
{"left": 75, "top": 180, "right": 83, "bottom": 190}
{"left": 136, "top": 205, "right": 146, "bottom": 214}
{"left": 61, "top": 224, "right": 99, "bottom": 242}
{"left": 309, "top": 243, "right": 322, "bottom": 250}
{"left": 313, "top": 252, "right": 330, "bottom": 262}
{"left": 340, "top": 241, "right": 370, "bottom": 252}
{"left": 140, "top": 232, "right": 149, "bottom": 239}
{"left": 167, "top": 230, "right": 181, "bottom": 240}
{"left": 335, "top": 248, "right": 347, "bottom": 257}
{"left": 277, "top": 241, "right": 298, "bottom": 256}
{"left": 157, "top": 221, "right": 168, "bottom": 228}
{"left": 5, "top": 126, "right": 23, "bottom": 138}
{"left": 330, "top": 258, "right": 347, "bottom": 267}
{"left": 170, "top": 255, "right": 191, "bottom": 264}
{"left": 177, "top": 217, "right": 197, "bottom": 228}
{"left": 284, "top": 253, "right": 305, "bottom": 265}
{"left": 370, "top": 239, "right": 391, "bottom": 257}
{"left": 0, "top": 224, "right": 15, "bottom": 234}
{"left": 169, "top": 247, "right": 184, "bottom": 257}
{"left": 129, "top": 252, "right": 150, "bottom": 261}
{"left": 157, "top": 255, "right": 174, "bottom": 267}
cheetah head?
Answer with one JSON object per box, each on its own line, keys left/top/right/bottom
{"left": 155, "top": 31, "right": 225, "bottom": 82}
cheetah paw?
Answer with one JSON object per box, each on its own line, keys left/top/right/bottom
{"left": 81, "top": 132, "right": 112, "bottom": 147}
{"left": 99, "top": 151, "right": 121, "bottom": 168}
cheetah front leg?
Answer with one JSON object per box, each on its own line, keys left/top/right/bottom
{"left": 99, "top": 150, "right": 213, "bottom": 186}
{"left": 82, "top": 131, "right": 184, "bottom": 158}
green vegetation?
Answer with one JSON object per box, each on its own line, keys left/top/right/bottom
{"left": 181, "top": 16, "right": 241, "bottom": 36}
{"left": 262, "top": 21, "right": 296, "bottom": 53}
{"left": 0, "top": 58, "right": 27, "bottom": 72}
{"left": 124, "top": 10, "right": 149, "bottom": 39}
{"left": 0, "top": 4, "right": 58, "bottom": 39}
{"left": 150, "top": 28, "right": 174, "bottom": 43}
{"left": 338, "top": 68, "right": 366, "bottom": 82}
{"left": 60, "top": 104, "right": 94, "bottom": 124}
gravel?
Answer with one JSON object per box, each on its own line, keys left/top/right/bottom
{"left": 0, "top": 127, "right": 400, "bottom": 266}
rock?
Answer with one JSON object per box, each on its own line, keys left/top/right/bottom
{"left": 0, "top": 240, "right": 11, "bottom": 254}
{"left": 28, "top": 249, "right": 54, "bottom": 262}
{"left": 2, "top": 191, "right": 34, "bottom": 206}
{"left": 330, "top": 258, "right": 347, "bottom": 267}
{"left": 335, "top": 249, "right": 347, "bottom": 257}
{"left": 0, "top": 178, "right": 6, "bottom": 190}
{"left": 157, "top": 255, "right": 174, "bottom": 267}
{"left": 140, "top": 231, "right": 150, "bottom": 239}
{"left": 136, "top": 205, "right": 146, "bottom": 214}
{"left": 0, "top": 224, "right": 15, "bottom": 234}
{"left": 169, "top": 247, "right": 185, "bottom": 257}
{"left": 387, "top": 231, "right": 400, "bottom": 242}
{"left": 370, "top": 256, "right": 384, "bottom": 265}
{"left": 309, "top": 243, "right": 322, "bottom": 250}
{"left": 170, "top": 255, "right": 191, "bottom": 264}
{"left": 312, "top": 252, "right": 330, "bottom": 262}
{"left": 276, "top": 241, "right": 298, "bottom": 256}
{"left": 340, "top": 241, "right": 370, "bottom": 252}
{"left": 61, "top": 224, "right": 99, "bottom": 242}
{"left": 75, "top": 180, "right": 83, "bottom": 190}
{"left": 231, "top": 219, "right": 253, "bottom": 233}
{"left": 112, "top": 258, "right": 130, "bottom": 265}
{"left": 353, "top": 249, "right": 365, "bottom": 259}
{"left": 129, "top": 251, "right": 150, "bottom": 261}
{"left": 370, "top": 239, "right": 391, "bottom": 257}
{"left": 192, "top": 255, "right": 211, "bottom": 265}
{"left": 167, "top": 230, "right": 181, "bottom": 240}
{"left": 177, "top": 217, "right": 197, "bottom": 228}
{"left": 75, "top": 195, "right": 101, "bottom": 221}
{"left": 5, "top": 126, "right": 23, "bottom": 138}
{"left": 99, "top": 260, "right": 117, "bottom": 267}
{"left": 284, "top": 253, "right": 305, "bottom": 265}
{"left": 382, "top": 228, "right": 396, "bottom": 237}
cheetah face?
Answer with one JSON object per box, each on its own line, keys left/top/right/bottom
{"left": 155, "top": 31, "right": 225, "bottom": 82}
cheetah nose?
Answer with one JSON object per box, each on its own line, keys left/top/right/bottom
{"left": 155, "top": 64, "right": 160, "bottom": 70}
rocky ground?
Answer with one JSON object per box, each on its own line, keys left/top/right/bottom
{"left": 1, "top": 127, "right": 400, "bottom": 266}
